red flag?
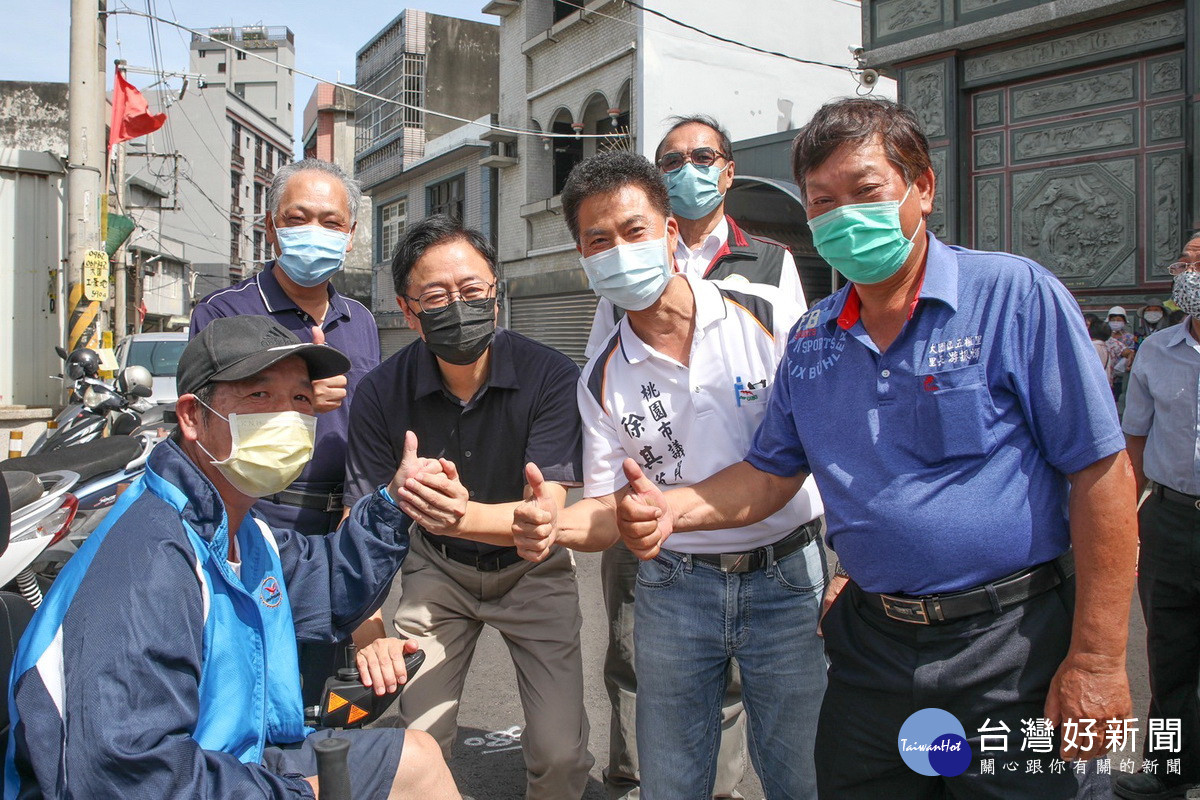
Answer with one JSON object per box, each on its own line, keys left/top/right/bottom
{"left": 109, "top": 70, "right": 166, "bottom": 150}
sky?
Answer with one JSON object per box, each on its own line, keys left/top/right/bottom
{"left": 1, "top": 1, "right": 495, "bottom": 153}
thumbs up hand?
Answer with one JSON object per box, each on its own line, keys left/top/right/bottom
{"left": 396, "top": 454, "right": 471, "bottom": 536}
{"left": 309, "top": 325, "right": 348, "bottom": 413}
{"left": 513, "top": 463, "right": 558, "bottom": 563}
{"left": 616, "top": 458, "right": 674, "bottom": 560}
{"left": 386, "top": 431, "right": 442, "bottom": 505}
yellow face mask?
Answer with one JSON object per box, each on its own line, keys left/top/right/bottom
{"left": 197, "top": 402, "right": 317, "bottom": 498}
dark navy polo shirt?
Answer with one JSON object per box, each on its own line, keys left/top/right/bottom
{"left": 190, "top": 263, "right": 380, "bottom": 533}
{"left": 747, "top": 234, "right": 1124, "bottom": 596}
{"left": 344, "top": 328, "right": 583, "bottom": 557}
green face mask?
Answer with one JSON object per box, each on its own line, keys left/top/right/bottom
{"left": 807, "top": 185, "right": 924, "bottom": 285}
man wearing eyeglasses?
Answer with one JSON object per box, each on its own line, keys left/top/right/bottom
{"left": 583, "top": 115, "right": 812, "bottom": 799}
{"left": 343, "top": 215, "right": 593, "bottom": 799}
{"left": 1116, "top": 235, "right": 1200, "bottom": 800}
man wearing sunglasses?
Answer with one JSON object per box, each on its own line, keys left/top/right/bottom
{"left": 584, "top": 114, "right": 806, "bottom": 362}
{"left": 1116, "top": 235, "right": 1200, "bottom": 800}
{"left": 343, "top": 215, "right": 593, "bottom": 799}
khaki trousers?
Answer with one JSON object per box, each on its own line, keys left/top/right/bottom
{"left": 393, "top": 532, "right": 594, "bottom": 800}
{"left": 602, "top": 541, "right": 747, "bottom": 799}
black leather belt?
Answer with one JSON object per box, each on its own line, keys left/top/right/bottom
{"left": 856, "top": 552, "right": 1074, "bottom": 625}
{"left": 429, "top": 538, "right": 523, "bottom": 572}
{"left": 688, "top": 519, "right": 821, "bottom": 574}
{"left": 1156, "top": 484, "right": 1200, "bottom": 511}
{"left": 265, "top": 487, "right": 344, "bottom": 513}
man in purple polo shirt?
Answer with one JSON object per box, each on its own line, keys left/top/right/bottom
{"left": 190, "top": 157, "right": 380, "bottom": 702}
{"left": 616, "top": 98, "right": 1138, "bottom": 798}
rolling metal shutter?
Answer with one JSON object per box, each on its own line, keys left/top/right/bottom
{"left": 509, "top": 292, "right": 599, "bottom": 365}
{"left": 378, "top": 327, "right": 420, "bottom": 360}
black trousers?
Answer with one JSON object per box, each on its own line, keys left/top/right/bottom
{"left": 1138, "top": 491, "right": 1200, "bottom": 785}
{"left": 816, "top": 575, "right": 1109, "bottom": 799}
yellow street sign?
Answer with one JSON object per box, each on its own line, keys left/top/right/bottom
{"left": 83, "top": 249, "right": 110, "bottom": 302}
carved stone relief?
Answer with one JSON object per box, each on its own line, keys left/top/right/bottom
{"left": 974, "top": 93, "right": 1003, "bottom": 127}
{"left": 963, "top": 10, "right": 1185, "bottom": 83}
{"left": 1011, "top": 68, "right": 1134, "bottom": 121}
{"left": 903, "top": 62, "right": 947, "bottom": 138}
{"left": 973, "top": 175, "right": 1003, "bottom": 252}
{"left": 1149, "top": 56, "right": 1183, "bottom": 94}
{"left": 1150, "top": 153, "right": 1182, "bottom": 276}
{"left": 876, "top": 0, "right": 942, "bottom": 39}
{"left": 974, "top": 134, "right": 1003, "bottom": 168}
{"left": 1011, "top": 163, "right": 1135, "bottom": 285}
{"left": 929, "top": 148, "right": 949, "bottom": 239}
{"left": 959, "top": 0, "right": 1012, "bottom": 13}
{"left": 1012, "top": 113, "right": 1135, "bottom": 162}
{"left": 1149, "top": 105, "right": 1183, "bottom": 141}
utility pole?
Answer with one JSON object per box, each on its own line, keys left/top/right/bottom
{"left": 112, "top": 57, "right": 127, "bottom": 338}
{"left": 66, "top": 0, "right": 107, "bottom": 352}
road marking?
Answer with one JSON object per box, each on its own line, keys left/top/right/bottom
{"left": 463, "top": 724, "right": 523, "bottom": 755}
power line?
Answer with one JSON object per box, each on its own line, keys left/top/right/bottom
{"left": 619, "top": 0, "right": 858, "bottom": 74}
{"left": 559, "top": 0, "right": 859, "bottom": 76}
{"left": 109, "top": 6, "right": 630, "bottom": 141}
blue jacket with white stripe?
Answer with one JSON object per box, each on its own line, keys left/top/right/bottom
{"left": 3, "top": 439, "right": 411, "bottom": 799}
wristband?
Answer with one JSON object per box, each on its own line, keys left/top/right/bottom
{"left": 378, "top": 485, "right": 399, "bottom": 507}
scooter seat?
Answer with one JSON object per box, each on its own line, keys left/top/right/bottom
{"left": 0, "top": 437, "right": 142, "bottom": 485}
{"left": 0, "top": 472, "right": 42, "bottom": 512}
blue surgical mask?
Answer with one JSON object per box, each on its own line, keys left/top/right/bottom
{"left": 665, "top": 163, "right": 727, "bottom": 220}
{"left": 807, "top": 185, "right": 923, "bottom": 285}
{"left": 579, "top": 237, "right": 673, "bottom": 311}
{"left": 275, "top": 224, "right": 350, "bottom": 287}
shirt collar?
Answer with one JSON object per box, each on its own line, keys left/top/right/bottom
{"left": 831, "top": 232, "right": 958, "bottom": 331}
{"left": 413, "top": 327, "right": 519, "bottom": 400}
{"left": 1164, "top": 318, "right": 1198, "bottom": 348}
{"left": 257, "top": 262, "right": 352, "bottom": 323}
{"left": 674, "top": 216, "right": 729, "bottom": 265}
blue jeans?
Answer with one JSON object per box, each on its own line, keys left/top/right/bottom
{"left": 633, "top": 539, "right": 827, "bottom": 800}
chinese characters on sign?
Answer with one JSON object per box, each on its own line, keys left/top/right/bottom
{"left": 83, "top": 249, "right": 110, "bottom": 302}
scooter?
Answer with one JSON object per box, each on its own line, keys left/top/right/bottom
{"left": 2, "top": 435, "right": 158, "bottom": 588}
{"left": 28, "top": 348, "right": 158, "bottom": 455}
{"left": 0, "top": 469, "right": 79, "bottom": 607}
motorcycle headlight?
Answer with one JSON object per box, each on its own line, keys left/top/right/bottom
{"left": 82, "top": 383, "right": 103, "bottom": 410}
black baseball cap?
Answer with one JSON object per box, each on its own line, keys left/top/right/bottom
{"left": 177, "top": 316, "right": 351, "bottom": 397}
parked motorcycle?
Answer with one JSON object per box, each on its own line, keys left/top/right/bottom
{"left": 28, "top": 347, "right": 159, "bottom": 455}
{"left": 0, "top": 469, "right": 79, "bottom": 607}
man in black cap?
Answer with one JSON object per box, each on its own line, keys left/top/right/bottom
{"left": 5, "top": 316, "right": 460, "bottom": 799}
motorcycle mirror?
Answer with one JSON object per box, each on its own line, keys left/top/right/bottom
{"left": 131, "top": 385, "right": 153, "bottom": 398}
{"left": 55, "top": 346, "right": 68, "bottom": 360}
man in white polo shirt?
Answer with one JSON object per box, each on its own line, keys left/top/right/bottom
{"left": 514, "top": 151, "right": 826, "bottom": 799}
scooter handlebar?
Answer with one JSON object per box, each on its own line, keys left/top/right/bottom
{"left": 313, "top": 736, "right": 352, "bottom": 800}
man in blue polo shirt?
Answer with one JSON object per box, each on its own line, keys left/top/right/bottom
{"left": 616, "top": 97, "right": 1138, "bottom": 798}
{"left": 190, "top": 158, "right": 380, "bottom": 704}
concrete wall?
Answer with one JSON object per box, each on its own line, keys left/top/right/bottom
{"left": 638, "top": 0, "right": 882, "bottom": 157}
{"left": 425, "top": 16, "right": 500, "bottom": 140}
{"left": 0, "top": 82, "right": 68, "bottom": 156}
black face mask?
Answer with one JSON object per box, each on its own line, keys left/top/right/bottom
{"left": 419, "top": 298, "right": 497, "bottom": 365}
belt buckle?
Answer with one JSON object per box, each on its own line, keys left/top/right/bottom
{"left": 718, "top": 553, "right": 753, "bottom": 573}
{"left": 880, "top": 594, "right": 931, "bottom": 625}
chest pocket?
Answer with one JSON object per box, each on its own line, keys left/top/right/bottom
{"left": 916, "top": 363, "right": 997, "bottom": 461}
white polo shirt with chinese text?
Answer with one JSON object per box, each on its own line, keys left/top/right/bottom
{"left": 578, "top": 274, "right": 823, "bottom": 554}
